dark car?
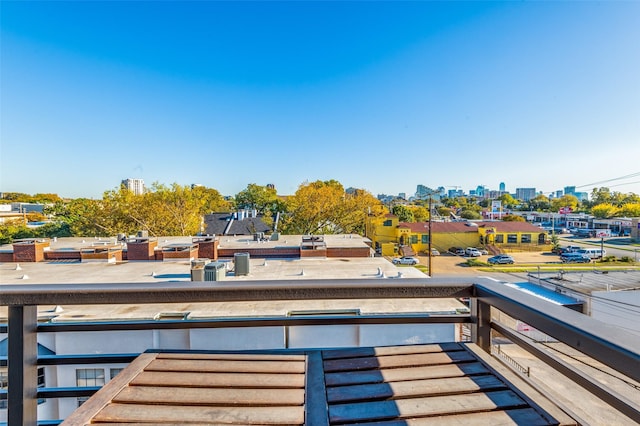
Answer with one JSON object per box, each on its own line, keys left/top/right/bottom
{"left": 487, "top": 254, "right": 514, "bottom": 265}
{"left": 448, "top": 247, "right": 465, "bottom": 256}
{"left": 560, "top": 253, "right": 591, "bottom": 263}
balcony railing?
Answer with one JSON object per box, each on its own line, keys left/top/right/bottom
{"left": 1, "top": 277, "right": 639, "bottom": 425}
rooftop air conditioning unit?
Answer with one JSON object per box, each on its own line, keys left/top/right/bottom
{"left": 234, "top": 252, "right": 250, "bottom": 276}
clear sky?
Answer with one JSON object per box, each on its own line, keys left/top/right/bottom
{"left": 1, "top": 1, "right": 639, "bottom": 199}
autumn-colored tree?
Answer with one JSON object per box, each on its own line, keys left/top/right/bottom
{"left": 591, "top": 203, "right": 620, "bottom": 219}
{"left": 620, "top": 202, "right": 640, "bottom": 217}
{"left": 501, "top": 214, "right": 526, "bottom": 222}
{"left": 280, "top": 180, "right": 384, "bottom": 235}
{"left": 550, "top": 195, "right": 579, "bottom": 213}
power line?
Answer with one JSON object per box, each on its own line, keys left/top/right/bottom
{"left": 576, "top": 172, "right": 640, "bottom": 189}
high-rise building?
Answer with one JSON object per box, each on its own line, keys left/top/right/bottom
{"left": 499, "top": 182, "right": 506, "bottom": 192}
{"left": 515, "top": 188, "right": 536, "bottom": 202}
{"left": 121, "top": 178, "right": 145, "bottom": 195}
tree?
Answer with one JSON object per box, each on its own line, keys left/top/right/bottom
{"left": 392, "top": 205, "right": 414, "bottom": 222}
{"left": 620, "top": 202, "right": 640, "bottom": 217}
{"left": 498, "top": 193, "right": 519, "bottom": 209}
{"left": 235, "top": 184, "right": 279, "bottom": 215}
{"left": 502, "top": 214, "right": 526, "bottom": 222}
{"left": 459, "top": 210, "right": 481, "bottom": 220}
{"left": 591, "top": 203, "right": 619, "bottom": 219}
{"left": 550, "top": 195, "right": 579, "bottom": 213}
{"left": 527, "top": 194, "right": 551, "bottom": 212}
{"left": 280, "top": 180, "right": 384, "bottom": 235}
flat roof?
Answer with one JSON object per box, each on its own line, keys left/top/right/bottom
{"left": 0, "top": 251, "right": 469, "bottom": 321}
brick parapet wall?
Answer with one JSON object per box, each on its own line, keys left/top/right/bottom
{"left": 326, "top": 247, "right": 371, "bottom": 258}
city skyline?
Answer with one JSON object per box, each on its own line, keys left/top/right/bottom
{"left": 1, "top": 2, "right": 639, "bottom": 199}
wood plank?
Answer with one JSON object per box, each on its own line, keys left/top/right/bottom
{"left": 147, "top": 358, "right": 306, "bottom": 374}
{"left": 131, "top": 370, "right": 306, "bottom": 388}
{"left": 337, "top": 408, "right": 553, "bottom": 425}
{"left": 329, "top": 390, "right": 527, "bottom": 423}
{"left": 157, "top": 352, "right": 306, "bottom": 362}
{"left": 327, "top": 375, "right": 507, "bottom": 403}
{"left": 59, "top": 352, "right": 158, "bottom": 426}
{"left": 113, "top": 385, "right": 305, "bottom": 406}
{"left": 322, "top": 343, "right": 462, "bottom": 360}
{"left": 325, "top": 362, "right": 489, "bottom": 386}
{"left": 93, "top": 403, "right": 305, "bottom": 424}
{"left": 323, "top": 350, "right": 476, "bottom": 372}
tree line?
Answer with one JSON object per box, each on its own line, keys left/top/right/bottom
{"left": 1, "top": 184, "right": 639, "bottom": 244}
{"left": 0, "top": 181, "right": 385, "bottom": 243}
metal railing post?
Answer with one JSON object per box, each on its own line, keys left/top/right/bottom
{"left": 470, "top": 297, "right": 491, "bottom": 352}
{"left": 8, "top": 305, "right": 38, "bottom": 426}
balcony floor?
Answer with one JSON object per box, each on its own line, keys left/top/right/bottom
{"left": 61, "top": 343, "right": 576, "bottom": 425}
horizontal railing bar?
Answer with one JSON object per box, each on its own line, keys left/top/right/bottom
{"left": 37, "top": 386, "right": 100, "bottom": 399}
{"left": 33, "top": 313, "right": 470, "bottom": 332}
{"left": 0, "top": 278, "right": 474, "bottom": 306}
{"left": 475, "top": 279, "right": 640, "bottom": 382}
{"left": 492, "top": 321, "right": 640, "bottom": 423}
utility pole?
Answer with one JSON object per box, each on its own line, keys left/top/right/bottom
{"left": 428, "top": 195, "right": 433, "bottom": 277}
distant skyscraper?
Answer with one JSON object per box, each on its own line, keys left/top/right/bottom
{"left": 515, "top": 188, "right": 536, "bottom": 202}
{"left": 122, "top": 178, "right": 145, "bottom": 195}
{"left": 499, "top": 182, "right": 506, "bottom": 192}
{"left": 564, "top": 186, "right": 576, "bottom": 196}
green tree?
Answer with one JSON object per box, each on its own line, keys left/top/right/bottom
{"left": 235, "top": 184, "right": 279, "bottom": 215}
{"left": 527, "top": 194, "right": 551, "bottom": 212}
{"left": 459, "top": 210, "right": 482, "bottom": 220}
{"left": 392, "top": 205, "right": 415, "bottom": 222}
{"left": 498, "top": 193, "right": 519, "bottom": 209}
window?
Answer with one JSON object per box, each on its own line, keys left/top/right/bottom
{"left": 421, "top": 234, "right": 429, "bottom": 243}
{"left": 0, "top": 368, "right": 7, "bottom": 409}
{"left": 410, "top": 235, "right": 418, "bottom": 244}
{"left": 0, "top": 367, "right": 45, "bottom": 408}
{"left": 76, "top": 368, "right": 105, "bottom": 387}
{"left": 521, "top": 234, "right": 531, "bottom": 243}
{"left": 507, "top": 234, "right": 518, "bottom": 243}
{"left": 37, "top": 367, "right": 46, "bottom": 405}
{"left": 383, "top": 219, "right": 392, "bottom": 226}
{"left": 495, "top": 234, "right": 504, "bottom": 243}
{"left": 110, "top": 368, "right": 124, "bottom": 379}
{"left": 77, "top": 396, "right": 90, "bottom": 407}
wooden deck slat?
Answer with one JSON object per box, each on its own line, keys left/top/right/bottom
{"left": 325, "top": 362, "right": 490, "bottom": 386}
{"left": 329, "top": 390, "right": 527, "bottom": 423}
{"left": 327, "top": 375, "right": 507, "bottom": 403}
{"left": 131, "top": 370, "right": 306, "bottom": 388}
{"left": 340, "top": 408, "right": 553, "bottom": 425}
{"left": 323, "top": 350, "right": 476, "bottom": 372}
{"left": 113, "top": 385, "right": 305, "bottom": 406}
{"left": 157, "top": 352, "right": 306, "bottom": 361}
{"left": 147, "top": 358, "right": 306, "bottom": 373}
{"left": 322, "top": 342, "right": 463, "bottom": 360}
{"left": 93, "top": 403, "right": 305, "bottom": 424}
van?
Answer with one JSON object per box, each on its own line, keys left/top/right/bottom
{"left": 576, "top": 248, "right": 605, "bottom": 259}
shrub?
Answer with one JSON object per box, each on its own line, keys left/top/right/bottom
{"left": 601, "top": 255, "right": 617, "bottom": 263}
{"left": 620, "top": 256, "right": 634, "bottom": 263}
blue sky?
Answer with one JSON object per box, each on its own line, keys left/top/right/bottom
{"left": 1, "top": 1, "right": 639, "bottom": 199}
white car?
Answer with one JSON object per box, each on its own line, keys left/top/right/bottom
{"left": 465, "top": 248, "right": 482, "bottom": 257}
{"left": 392, "top": 256, "right": 419, "bottom": 265}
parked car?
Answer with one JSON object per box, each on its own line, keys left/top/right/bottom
{"left": 566, "top": 245, "right": 582, "bottom": 252}
{"left": 487, "top": 254, "right": 514, "bottom": 265}
{"left": 474, "top": 247, "right": 489, "bottom": 255}
{"left": 449, "top": 247, "right": 465, "bottom": 256}
{"left": 560, "top": 253, "right": 591, "bottom": 263}
{"left": 392, "top": 256, "right": 419, "bottom": 265}
{"left": 430, "top": 248, "right": 440, "bottom": 256}
{"left": 465, "top": 247, "right": 482, "bottom": 257}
